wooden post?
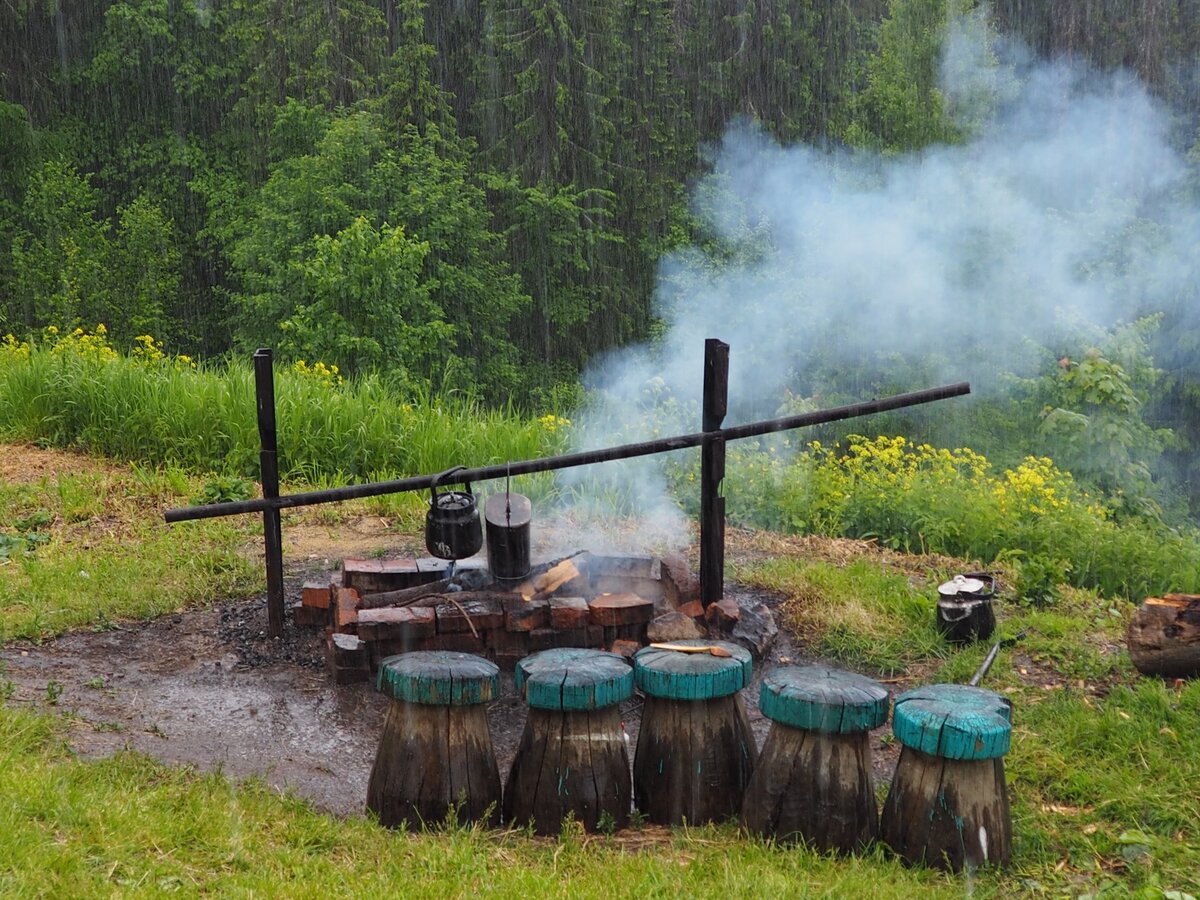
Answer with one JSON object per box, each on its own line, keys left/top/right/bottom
{"left": 254, "top": 348, "right": 285, "bottom": 638}
{"left": 700, "top": 339, "right": 729, "bottom": 607}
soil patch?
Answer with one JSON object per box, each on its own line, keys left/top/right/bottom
{"left": 0, "top": 444, "right": 121, "bottom": 484}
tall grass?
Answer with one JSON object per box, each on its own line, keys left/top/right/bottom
{"left": 0, "top": 333, "right": 567, "bottom": 494}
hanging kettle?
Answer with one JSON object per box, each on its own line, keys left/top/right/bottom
{"left": 425, "top": 466, "right": 483, "bottom": 561}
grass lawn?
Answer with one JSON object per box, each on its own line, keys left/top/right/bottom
{"left": 2, "top": 447, "right": 1199, "bottom": 898}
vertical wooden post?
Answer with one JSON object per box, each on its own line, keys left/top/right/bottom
{"left": 254, "top": 348, "right": 285, "bottom": 638}
{"left": 700, "top": 339, "right": 729, "bottom": 607}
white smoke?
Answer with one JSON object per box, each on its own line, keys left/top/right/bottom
{"left": 559, "top": 9, "right": 1200, "bottom": 540}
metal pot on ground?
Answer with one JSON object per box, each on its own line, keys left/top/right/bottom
{"left": 936, "top": 572, "right": 997, "bottom": 644}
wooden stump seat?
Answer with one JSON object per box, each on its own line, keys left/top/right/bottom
{"left": 503, "top": 648, "right": 634, "bottom": 834}
{"left": 632, "top": 640, "right": 755, "bottom": 824}
{"left": 366, "top": 651, "right": 501, "bottom": 829}
{"left": 740, "top": 665, "right": 889, "bottom": 852}
{"left": 880, "top": 684, "right": 1013, "bottom": 872}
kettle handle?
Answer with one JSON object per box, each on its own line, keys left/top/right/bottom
{"left": 430, "top": 465, "right": 469, "bottom": 504}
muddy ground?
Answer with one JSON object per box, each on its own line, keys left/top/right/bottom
{"left": 3, "top": 573, "right": 886, "bottom": 819}
{"left": 1, "top": 444, "right": 904, "bottom": 819}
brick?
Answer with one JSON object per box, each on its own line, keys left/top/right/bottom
{"left": 291, "top": 600, "right": 327, "bottom": 628}
{"left": 486, "top": 628, "right": 531, "bottom": 655}
{"left": 504, "top": 597, "right": 549, "bottom": 632}
{"left": 369, "top": 637, "right": 431, "bottom": 669}
{"left": 326, "top": 632, "right": 369, "bottom": 683}
{"left": 334, "top": 587, "right": 361, "bottom": 633}
{"left": 436, "top": 598, "right": 506, "bottom": 634}
{"left": 342, "top": 557, "right": 425, "bottom": 594}
{"left": 418, "top": 632, "right": 486, "bottom": 654}
{"left": 530, "top": 627, "right": 589, "bottom": 651}
{"left": 609, "top": 639, "right": 640, "bottom": 659}
{"left": 660, "top": 553, "right": 701, "bottom": 608}
{"left": 586, "top": 624, "right": 605, "bottom": 647}
{"left": 356, "top": 606, "right": 435, "bottom": 643}
{"left": 677, "top": 600, "right": 705, "bottom": 620}
{"left": 604, "top": 623, "right": 648, "bottom": 645}
{"left": 301, "top": 580, "right": 333, "bottom": 610}
{"left": 588, "top": 592, "right": 655, "bottom": 627}
{"left": 548, "top": 596, "right": 590, "bottom": 630}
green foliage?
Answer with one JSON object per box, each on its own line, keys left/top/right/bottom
{"left": 229, "top": 110, "right": 527, "bottom": 397}
{"left": 0, "top": 332, "right": 568, "bottom": 494}
{"left": 1012, "top": 317, "right": 1177, "bottom": 519}
{"left": 842, "top": 0, "right": 965, "bottom": 151}
{"left": 715, "top": 434, "right": 1200, "bottom": 601}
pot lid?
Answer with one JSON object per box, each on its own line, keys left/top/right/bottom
{"left": 938, "top": 575, "right": 987, "bottom": 596}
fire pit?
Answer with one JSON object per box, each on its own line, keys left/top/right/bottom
{"left": 296, "top": 548, "right": 757, "bottom": 684}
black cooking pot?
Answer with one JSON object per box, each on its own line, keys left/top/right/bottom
{"left": 425, "top": 466, "right": 483, "bottom": 561}
{"left": 936, "top": 572, "right": 997, "bottom": 644}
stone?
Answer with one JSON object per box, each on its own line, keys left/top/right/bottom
{"left": 646, "top": 611, "right": 706, "bottom": 644}
{"left": 609, "top": 639, "right": 640, "bottom": 659}
{"left": 730, "top": 601, "right": 778, "bottom": 660}
{"left": 660, "top": 553, "right": 700, "bottom": 608}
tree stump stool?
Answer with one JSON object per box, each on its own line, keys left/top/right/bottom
{"left": 366, "top": 651, "right": 501, "bottom": 829}
{"left": 880, "top": 684, "right": 1013, "bottom": 872}
{"left": 740, "top": 665, "right": 889, "bottom": 852}
{"left": 503, "top": 648, "right": 634, "bottom": 834}
{"left": 632, "top": 640, "right": 755, "bottom": 825}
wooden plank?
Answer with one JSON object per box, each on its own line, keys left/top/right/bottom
{"left": 758, "top": 665, "right": 890, "bottom": 734}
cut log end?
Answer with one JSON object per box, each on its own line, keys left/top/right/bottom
{"left": 1128, "top": 595, "right": 1200, "bottom": 678}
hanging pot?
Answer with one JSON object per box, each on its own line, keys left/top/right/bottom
{"left": 425, "top": 466, "right": 483, "bottom": 561}
{"left": 485, "top": 491, "right": 532, "bottom": 582}
{"left": 936, "top": 572, "right": 997, "bottom": 644}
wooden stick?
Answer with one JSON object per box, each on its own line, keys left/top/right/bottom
{"left": 648, "top": 642, "right": 733, "bottom": 658}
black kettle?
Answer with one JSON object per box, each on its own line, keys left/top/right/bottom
{"left": 425, "top": 466, "right": 483, "bottom": 560}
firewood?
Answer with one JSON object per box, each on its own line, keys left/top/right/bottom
{"left": 517, "top": 558, "right": 582, "bottom": 601}
{"left": 1127, "top": 594, "right": 1200, "bottom": 677}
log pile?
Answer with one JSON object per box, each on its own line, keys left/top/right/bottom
{"left": 1127, "top": 594, "right": 1200, "bottom": 678}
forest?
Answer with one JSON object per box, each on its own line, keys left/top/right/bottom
{"left": 2, "top": 0, "right": 1200, "bottom": 512}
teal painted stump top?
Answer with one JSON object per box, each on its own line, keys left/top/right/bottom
{"left": 515, "top": 648, "right": 633, "bottom": 711}
{"left": 376, "top": 651, "right": 500, "bottom": 706}
{"left": 758, "top": 665, "right": 889, "bottom": 734}
{"left": 892, "top": 684, "right": 1012, "bottom": 760}
{"left": 634, "top": 641, "right": 752, "bottom": 700}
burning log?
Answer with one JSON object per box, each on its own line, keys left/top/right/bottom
{"left": 516, "top": 557, "right": 583, "bottom": 602}
{"left": 1127, "top": 594, "right": 1200, "bottom": 677}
